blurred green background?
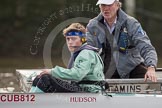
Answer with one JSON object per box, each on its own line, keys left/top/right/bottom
{"left": 0, "top": 0, "right": 162, "bottom": 70}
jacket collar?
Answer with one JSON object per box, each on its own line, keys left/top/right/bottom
{"left": 67, "top": 43, "right": 99, "bottom": 69}
{"left": 73, "top": 43, "right": 99, "bottom": 54}
{"left": 95, "top": 9, "right": 129, "bottom": 27}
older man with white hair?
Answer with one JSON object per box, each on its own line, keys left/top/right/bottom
{"left": 86, "top": 0, "right": 158, "bottom": 82}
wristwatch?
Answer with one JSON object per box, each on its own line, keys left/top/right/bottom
{"left": 148, "top": 65, "right": 155, "bottom": 69}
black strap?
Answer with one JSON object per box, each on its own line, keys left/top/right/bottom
{"left": 77, "top": 80, "right": 111, "bottom": 97}
{"left": 77, "top": 80, "right": 109, "bottom": 89}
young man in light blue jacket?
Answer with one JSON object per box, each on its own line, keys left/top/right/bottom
{"left": 86, "top": 0, "right": 158, "bottom": 82}
{"left": 30, "top": 23, "right": 105, "bottom": 93}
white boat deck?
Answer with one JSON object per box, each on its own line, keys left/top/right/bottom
{"left": 15, "top": 69, "right": 162, "bottom": 94}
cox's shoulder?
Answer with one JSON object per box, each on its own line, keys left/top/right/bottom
{"left": 80, "top": 49, "right": 95, "bottom": 53}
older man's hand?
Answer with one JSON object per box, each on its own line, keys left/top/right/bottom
{"left": 144, "top": 67, "right": 157, "bottom": 82}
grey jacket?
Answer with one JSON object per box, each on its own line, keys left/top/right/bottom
{"left": 86, "top": 9, "right": 158, "bottom": 78}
